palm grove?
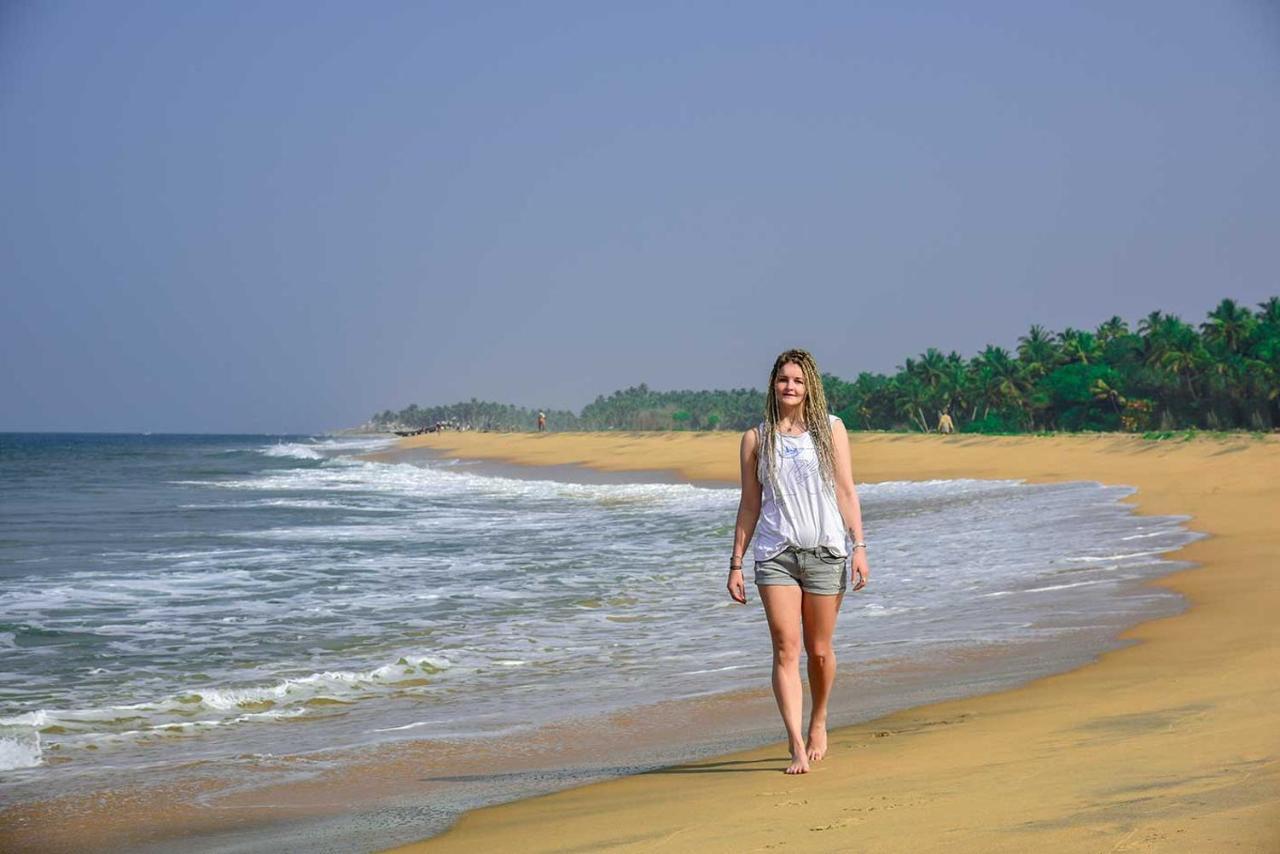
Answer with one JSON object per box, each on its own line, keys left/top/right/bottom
{"left": 373, "top": 298, "right": 1280, "bottom": 435}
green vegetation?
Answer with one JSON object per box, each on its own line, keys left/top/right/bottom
{"left": 370, "top": 399, "right": 579, "bottom": 434}
{"left": 373, "top": 297, "right": 1280, "bottom": 434}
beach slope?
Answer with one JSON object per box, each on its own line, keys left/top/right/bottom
{"left": 384, "top": 431, "right": 1279, "bottom": 853}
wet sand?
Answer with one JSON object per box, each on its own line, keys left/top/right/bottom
{"left": 381, "top": 430, "right": 1280, "bottom": 853}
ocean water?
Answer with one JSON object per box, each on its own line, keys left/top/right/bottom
{"left": 0, "top": 432, "right": 1200, "bottom": 804}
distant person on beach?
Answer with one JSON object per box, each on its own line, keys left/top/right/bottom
{"left": 727, "top": 348, "right": 869, "bottom": 774}
{"left": 937, "top": 409, "right": 954, "bottom": 434}
{"left": 537, "top": 411, "right": 547, "bottom": 432}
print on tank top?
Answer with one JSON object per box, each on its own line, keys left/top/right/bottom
{"left": 780, "top": 439, "right": 818, "bottom": 482}
{"left": 754, "top": 414, "right": 849, "bottom": 562}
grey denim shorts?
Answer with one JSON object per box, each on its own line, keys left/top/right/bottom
{"left": 754, "top": 545, "right": 848, "bottom": 595}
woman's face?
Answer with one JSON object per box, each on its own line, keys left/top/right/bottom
{"left": 774, "top": 362, "right": 807, "bottom": 408}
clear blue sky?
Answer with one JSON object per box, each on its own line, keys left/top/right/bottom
{"left": 2, "top": 1, "right": 1277, "bottom": 433}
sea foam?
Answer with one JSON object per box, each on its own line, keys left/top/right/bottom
{"left": 0, "top": 730, "right": 42, "bottom": 771}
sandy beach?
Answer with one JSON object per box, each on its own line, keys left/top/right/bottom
{"left": 381, "top": 430, "right": 1280, "bottom": 853}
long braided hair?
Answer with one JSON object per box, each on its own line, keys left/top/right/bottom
{"left": 758, "top": 349, "right": 838, "bottom": 498}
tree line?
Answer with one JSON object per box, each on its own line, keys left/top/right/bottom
{"left": 372, "top": 297, "right": 1280, "bottom": 434}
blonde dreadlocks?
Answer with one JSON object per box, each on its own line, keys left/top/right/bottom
{"left": 757, "top": 349, "right": 838, "bottom": 500}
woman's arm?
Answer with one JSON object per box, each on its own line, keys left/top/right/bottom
{"left": 728, "top": 427, "right": 762, "bottom": 604}
{"left": 830, "top": 417, "right": 870, "bottom": 590}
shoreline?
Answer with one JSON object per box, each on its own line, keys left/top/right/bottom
{"left": 380, "top": 430, "right": 1279, "bottom": 852}
{"left": 364, "top": 441, "right": 736, "bottom": 490}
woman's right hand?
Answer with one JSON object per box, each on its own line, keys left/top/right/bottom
{"left": 727, "top": 568, "right": 747, "bottom": 604}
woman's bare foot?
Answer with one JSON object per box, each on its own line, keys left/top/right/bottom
{"left": 806, "top": 724, "right": 828, "bottom": 762}
{"left": 786, "top": 739, "right": 811, "bottom": 774}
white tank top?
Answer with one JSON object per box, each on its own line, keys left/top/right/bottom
{"left": 754, "top": 413, "right": 849, "bottom": 562}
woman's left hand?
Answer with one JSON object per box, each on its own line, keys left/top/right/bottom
{"left": 850, "top": 551, "right": 870, "bottom": 591}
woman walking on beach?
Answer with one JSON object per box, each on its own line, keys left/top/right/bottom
{"left": 727, "top": 349, "right": 869, "bottom": 774}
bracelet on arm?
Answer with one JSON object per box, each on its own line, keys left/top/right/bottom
{"left": 851, "top": 541, "right": 866, "bottom": 551}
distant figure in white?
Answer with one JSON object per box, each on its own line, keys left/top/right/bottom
{"left": 937, "top": 409, "right": 955, "bottom": 434}
{"left": 727, "top": 348, "right": 870, "bottom": 774}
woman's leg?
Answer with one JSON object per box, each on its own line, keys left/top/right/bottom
{"left": 758, "top": 584, "right": 809, "bottom": 774}
{"left": 801, "top": 590, "right": 843, "bottom": 761}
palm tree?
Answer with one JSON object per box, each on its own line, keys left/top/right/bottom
{"left": 1091, "top": 378, "right": 1127, "bottom": 414}
{"left": 1159, "top": 342, "right": 1206, "bottom": 403}
{"left": 1058, "top": 329, "right": 1101, "bottom": 365}
{"left": 1242, "top": 358, "right": 1278, "bottom": 428}
{"left": 1096, "top": 315, "right": 1130, "bottom": 344}
{"left": 890, "top": 366, "right": 931, "bottom": 432}
{"left": 1017, "top": 325, "right": 1058, "bottom": 379}
{"left": 1138, "top": 310, "right": 1167, "bottom": 338}
{"left": 1201, "top": 298, "right": 1256, "bottom": 355}
{"left": 916, "top": 348, "right": 949, "bottom": 400}
{"left": 970, "top": 345, "right": 1023, "bottom": 420}
{"left": 1257, "top": 297, "right": 1280, "bottom": 328}
{"left": 941, "top": 352, "right": 970, "bottom": 421}
{"left": 1140, "top": 313, "right": 1193, "bottom": 371}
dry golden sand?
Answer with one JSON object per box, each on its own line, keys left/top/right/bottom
{"left": 383, "top": 431, "right": 1280, "bottom": 853}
